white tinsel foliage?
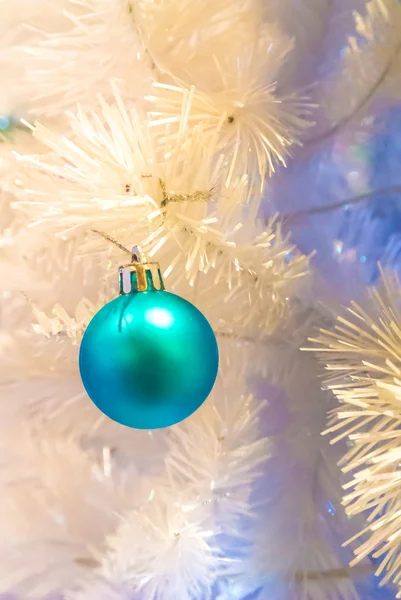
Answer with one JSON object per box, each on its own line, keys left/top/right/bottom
{"left": 3, "top": 0, "right": 311, "bottom": 185}
{"left": 0, "top": 3, "right": 353, "bottom": 600}
{"left": 0, "top": 432, "right": 147, "bottom": 598}
{"left": 322, "top": 0, "right": 401, "bottom": 127}
{"left": 308, "top": 270, "right": 401, "bottom": 595}
{"left": 71, "top": 339, "right": 366, "bottom": 600}
{"left": 134, "top": 0, "right": 263, "bottom": 78}
{"left": 0, "top": 126, "right": 68, "bottom": 308}
{"left": 0, "top": 340, "right": 271, "bottom": 599}
{"left": 13, "top": 91, "right": 310, "bottom": 341}
{"left": 96, "top": 369, "right": 267, "bottom": 600}
{"left": 0, "top": 83, "right": 309, "bottom": 598}
{"left": 4, "top": 0, "right": 153, "bottom": 116}
{"left": 2, "top": 0, "right": 308, "bottom": 161}
{"left": 234, "top": 346, "right": 365, "bottom": 600}
{"left": 263, "top": 0, "right": 333, "bottom": 77}
{"left": 145, "top": 27, "right": 311, "bottom": 188}
{"left": 0, "top": 0, "right": 72, "bottom": 114}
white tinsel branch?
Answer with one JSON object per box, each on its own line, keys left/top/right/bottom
{"left": 12, "top": 91, "right": 310, "bottom": 341}
{"left": 307, "top": 269, "right": 401, "bottom": 595}
{"left": 321, "top": 0, "right": 401, "bottom": 131}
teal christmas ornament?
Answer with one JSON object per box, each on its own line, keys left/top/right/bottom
{"left": 79, "top": 249, "right": 219, "bottom": 429}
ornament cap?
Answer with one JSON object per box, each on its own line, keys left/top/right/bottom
{"left": 119, "top": 247, "right": 165, "bottom": 294}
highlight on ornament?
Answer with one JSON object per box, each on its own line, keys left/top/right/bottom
{"left": 79, "top": 243, "right": 219, "bottom": 429}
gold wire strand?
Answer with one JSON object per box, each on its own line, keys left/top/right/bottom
{"left": 159, "top": 178, "right": 213, "bottom": 207}
{"left": 91, "top": 229, "right": 133, "bottom": 257}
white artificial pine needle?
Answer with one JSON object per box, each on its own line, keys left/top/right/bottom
{"left": 146, "top": 24, "right": 312, "bottom": 191}
{"left": 309, "top": 270, "right": 401, "bottom": 593}
{"left": 0, "top": 0, "right": 382, "bottom": 599}
{"left": 5, "top": 0, "right": 153, "bottom": 115}
{"left": 321, "top": 0, "right": 401, "bottom": 131}
{"left": 65, "top": 343, "right": 271, "bottom": 600}
{"left": 13, "top": 91, "right": 310, "bottom": 341}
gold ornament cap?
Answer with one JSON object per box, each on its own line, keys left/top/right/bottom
{"left": 119, "top": 247, "right": 165, "bottom": 294}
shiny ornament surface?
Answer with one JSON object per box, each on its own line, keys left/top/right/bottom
{"left": 79, "top": 290, "right": 219, "bottom": 429}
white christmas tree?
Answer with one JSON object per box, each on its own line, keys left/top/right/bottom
{"left": 1, "top": 1, "right": 400, "bottom": 599}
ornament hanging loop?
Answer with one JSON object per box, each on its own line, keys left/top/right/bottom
{"left": 131, "top": 245, "right": 142, "bottom": 264}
